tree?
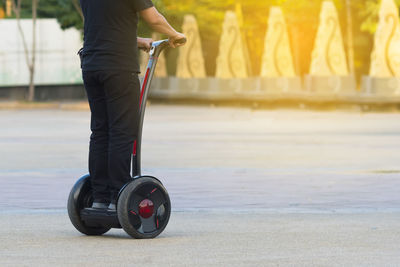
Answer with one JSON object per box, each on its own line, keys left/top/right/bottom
{"left": 345, "top": 0, "right": 355, "bottom": 74}
{"left": 359, "top": 0, "right": 400, "bottom": 34}
{"left": 12, "top": 0, "right": 399, "bottom": 81}
{"left": 8, "top": 0, "right": 83, "bottom": 30}
{"left": 7, "top": 0, "right": 82, "bottom": 101}
{"left": 38, "top": 0, "right": 83, "bottom": 30}
{"left": 12, "top": 0, "right": 38, "bottom": 101}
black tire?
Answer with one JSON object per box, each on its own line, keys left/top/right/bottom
{"left": 117, "top": 176, "right": 171, "bottom": 239}
{"left": 67, "top": 175, "right": 111, "bottom": 236}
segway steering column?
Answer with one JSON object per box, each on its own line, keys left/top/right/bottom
{"left": 132, "top": 38, "right": 186, "bottom": 177}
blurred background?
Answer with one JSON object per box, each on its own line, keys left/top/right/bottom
{"left": 1, "top": 3, "right": 400, "bottom": 263}
{"left": 1, "top": 0, "right": 400, "bottom": 106}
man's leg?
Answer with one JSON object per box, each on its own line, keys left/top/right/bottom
{"left": 102, "top": 70, "right": 141, "bottom": 202}
{"left": 82, "top": 71, "right": 110, "bottom": 205}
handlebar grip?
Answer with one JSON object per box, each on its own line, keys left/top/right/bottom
{"left": 174, "top": 37, "right": 187, "bottom": 45}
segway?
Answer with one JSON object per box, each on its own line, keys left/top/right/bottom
{"left": 67, "top": 38, "right": 186, "bottom": 239}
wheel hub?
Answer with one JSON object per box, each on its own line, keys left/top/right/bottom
{"left": 138, "top": 199, "right": 154, "bottom": 218}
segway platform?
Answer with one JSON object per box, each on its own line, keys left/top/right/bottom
{"left": 80, "top": 208, "right": 121, "bottom": 229}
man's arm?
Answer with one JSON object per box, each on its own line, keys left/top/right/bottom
{"left": 139, "top": 7, "right": 185, "bottom": 48}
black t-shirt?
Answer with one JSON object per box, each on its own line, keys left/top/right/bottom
{"left": 80, "top": 0, "right": 153, "bottom": 72}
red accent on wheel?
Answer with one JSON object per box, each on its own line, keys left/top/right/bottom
{"left": 138, "top": 199, "right": 154, "bottom": 219}
{"left": 130, "top": 210, "right": 137, "bottom": 215}
{"left": 150, "top": 188, "right": 157, "bottom": 194}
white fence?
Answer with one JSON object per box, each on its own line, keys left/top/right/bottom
{"left": 0, "top": 19, "right": 83, "bottom": 86}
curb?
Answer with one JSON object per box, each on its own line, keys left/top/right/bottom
{"left": 0, "top": 101, "right": 90, "bottom": 110}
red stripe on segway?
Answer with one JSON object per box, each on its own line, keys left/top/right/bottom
{"left": 130, "top": 210, "right": 137, "bottom": 215}
{"left": 150, "top": 188, "right": 157, "bottom": 194}
{"left": 133, "top": 140, "right": 137, "bottom": 155}
{"left": 140, "top": 68, "right": 150, "bottom": 108}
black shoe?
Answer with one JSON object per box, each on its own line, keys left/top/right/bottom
{"left": 91, "top": 201, "right": 109, "bottom": 209}
{"left": 107, "top": 200, "right": 117, "bottom": 211}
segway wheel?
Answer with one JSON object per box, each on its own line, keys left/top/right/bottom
{"left": 67, "top": 175, "right": 111, "bottom": 235}
{"left": 117, "top": 176, "right": 171, "bottom": 239}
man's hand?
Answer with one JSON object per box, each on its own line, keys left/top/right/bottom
{"left": 137, "top": 37, "right": 153, "bottom": 53}
{"left": 168, "top": 32, "right": 186, "bottom": 48}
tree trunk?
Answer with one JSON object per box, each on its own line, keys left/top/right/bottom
{"left": 291, "top": 27, "right": 301, "bottom": 77}
{"left": 345, "top": 0, "right": 355, "bottom": 75}
{"left": 13, "top": 0, "right": 37, "bottom": 101}
{"left": 28, "top": 0, "right": 37, "bottom": 102}
{"left": 72, "top": 0, "right": 84, "bottom": 21}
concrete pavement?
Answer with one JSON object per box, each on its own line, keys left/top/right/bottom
{"left": 1, "top": 105, "right": 400, "bottom": 265}
{"left": 1, "top": 105, "right": 400, "bottom": 212}
{"left": 1, "top": 212, "right": 399, "bottom": 266}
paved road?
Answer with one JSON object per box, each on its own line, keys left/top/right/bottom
{"left": 1, "top": 105, "right": 399, "bottom": 212}
{"left": 1, "top": 105, "right": 400, "bottom": 265}
{"left": 1, "top": 212, "right": 399, "bottom": 266}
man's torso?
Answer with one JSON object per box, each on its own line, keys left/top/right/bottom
{"left": 80, "top": 0, "right": 153, "bottom": 72}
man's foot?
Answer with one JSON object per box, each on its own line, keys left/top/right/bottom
{"left": 108, "top": 201, "right": 116, "bottom": 211}
{"left": 91, "top": 202, "right": 109, "bottom": 209}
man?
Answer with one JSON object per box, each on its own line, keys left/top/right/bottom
{"left": 79, "top": 0, "right": 186, "bottom": 210}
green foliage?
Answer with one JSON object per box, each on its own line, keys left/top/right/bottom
{"left": 10, "top": 0, "right": 400, "bottom": 80}
{"left": 359, "top": 0, "right": 400, "bottom": 34}
{"left": 359, "top": 1, "right": 380, "bottom": 34}
{"left": 40, "top": 0, "right": 82, "bottom": 30}
{"left": 7, "top": 0, "right": 82, "bottom": 30}
{"left": 158, "top": 0, "right": 236, "bottom": 75}
{"left": 149, "top": 0, "right": 345, "bottom": 75}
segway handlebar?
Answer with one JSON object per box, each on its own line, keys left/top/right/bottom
{"left": 149, "top": 37, "right": 187, "bottom": 56}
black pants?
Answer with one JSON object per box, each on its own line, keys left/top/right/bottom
{"left": 82, "top": 70, "right": 140, "bottom": 203}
